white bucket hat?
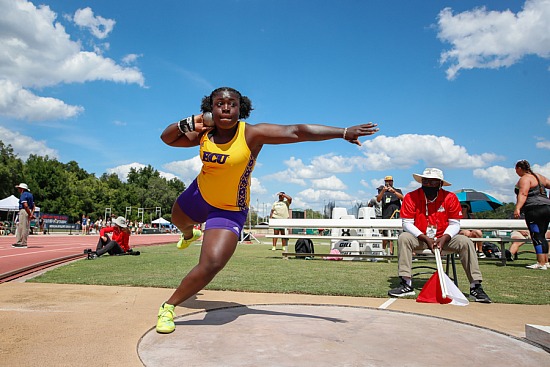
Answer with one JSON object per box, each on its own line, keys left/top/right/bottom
{"left": 113, "top": 216, "right": 128, "bottom": 228}
{"left": 413, "top": 168, "right": 451, "bottom": 186}
{"left": 15, "top": 183, "right": 30, "bottom": 191}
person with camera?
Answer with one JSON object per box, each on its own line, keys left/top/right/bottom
{"left": 270, "top": 191, "right": 293, "bottom": 251}
{"left": 86, "top": 216, "right": 136, "bottom": 259}
{"left": 376, "top": 175, "right": 403, "bottom": 255}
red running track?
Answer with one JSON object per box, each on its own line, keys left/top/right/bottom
{"left": 0, "top": 233, "right": 181, "bottom": 278}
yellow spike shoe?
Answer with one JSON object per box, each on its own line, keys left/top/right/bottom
{"left": 176, "top": 229, "right": 202, "bottom": 250}
{"left": 156, "top": 303, "right": 175, "bottom": 334}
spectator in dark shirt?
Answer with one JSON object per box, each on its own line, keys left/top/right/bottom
{"left": 376, "top": 176, "right": 403, "bottom": 255}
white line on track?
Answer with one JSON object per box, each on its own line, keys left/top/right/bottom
{"left": 0, "top": 246, "right": 89, "bottom": 259}
{"left": 378, "top": 298, "right": 397, "bottom": 309}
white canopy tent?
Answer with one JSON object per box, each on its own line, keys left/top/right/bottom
{"left": 0, "top": 195, "right": 40, "bottom": 212}
{"left": 0, "top": 195, "right": 18, "bottom": 211}
{"left": 151, "top": 217, "right": 171, "bottom": 226}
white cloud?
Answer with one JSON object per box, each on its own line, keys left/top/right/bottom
{"left": 473, "top": 161, "right": 550, "bottom": 202}
{"left": 536, "top": 140, "right": 550, "bottom": 149}
{"left": 162, "top": 157, "right": 203, "bottom": 185}
{"left": 264, "top": 154, "right": 358, "bottom": 187}
{"left": 309, "top": 154, "right": 357, "bottom": 174}
{"left": 437, "top": 0, "right": 550, "bottom": 79}
{"left": 311, "top": 175, "right": 347, "bottom": 190}
{"left": 473, "top": 165, "right": 516, "bottom": 188}
{"left": 259, "top": 134, "right": 502, "bottom": 209}
{"left": 107, "top": 162, "right": 178, "bottom": 182}
{"left": 0, "top": 0, "right": 145, "bottom": 121}
{"left": 0, "top": 126, "right": 58, "bottom": 159}
{"left": 360, "top": 179, "right": 371, "bottom": 189}
{"left": 107, "top": 162, "right": 145, "bottom": 182}
{"left": 73, "top": 7, "right": 115, "bottom": 39}
{"left": 297, "top": 188, "right": 355, "bottom": 205}
{"left": 359, "top": 134, "right": 502, "bottom": 169}
{"left": 122, "top": 54, "right": 141, "bottom": 65}
{"left": 250, "top": 177, "right": 267, "bottom": 196}
{"left": 0, "top": 80, "right": 83, "bottom": 120}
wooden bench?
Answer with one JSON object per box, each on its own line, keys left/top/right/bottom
{"left": 268, "top": 218, "right": 531, "bottom": 266}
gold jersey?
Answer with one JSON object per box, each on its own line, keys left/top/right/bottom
{"left": 197, "top": 121, "right": 255, "bottom": 211}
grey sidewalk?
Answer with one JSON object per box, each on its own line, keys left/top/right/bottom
{"left": 0, "top": 282, "right": 548, "bottom": 366}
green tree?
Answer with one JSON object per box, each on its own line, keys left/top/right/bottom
{"left": 123, "top": 165, "right": 185, "bottom": 223}
{"left": 305, "top": 208, "right": 324, "bottom": 219}
{"left": 475, "top": 202, "right": 514, "bottom": 219}
{"left": 12, "top": 149, "right": 187, "bottom": 225}
{"left": 127, "top": 165, "right": 159, "bottom": 189}
{"left": 98, "top": 173, "right": 124, "bottom": 220}
{"left": 23, "top": 155, "right": 73, "bottom": 216}
{"left": 0, "top": 141, "right": 24, "bottom": 198}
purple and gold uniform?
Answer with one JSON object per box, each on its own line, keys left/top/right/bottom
{"left": 176, "top": 121, "right": 253, "bottom": 235}
{"left": 198, "top": 121, "right": 255, "bottom": 211}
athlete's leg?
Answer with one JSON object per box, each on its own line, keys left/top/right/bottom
{"left": 525, "top": 206, "right": 550, "bottom": 266}
{"left": 166, "top": 228, "right": 238, "bottom": 306}
{"left": 171, "top": 201, "right": 198, "bottom": 240}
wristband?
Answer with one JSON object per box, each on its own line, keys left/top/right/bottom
{"left": 177, "top": 115, "right": 196, "bottom": 135}
{"left": 343, "top": 127, "right": 348, "bottom": 140}
{"left": 177, "top": 120, "right": 186, "bottom": 135}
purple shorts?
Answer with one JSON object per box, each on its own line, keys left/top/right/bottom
{"left": 176, "top": 179, "right": 248, "bottom": 236}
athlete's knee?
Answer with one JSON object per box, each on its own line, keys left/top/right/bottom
{"left": 200, "top": 258, "right": 227, "bottom": 275}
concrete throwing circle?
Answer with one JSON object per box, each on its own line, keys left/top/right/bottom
{"left": 138, "top": 304, "right": 549, "bottom": 367}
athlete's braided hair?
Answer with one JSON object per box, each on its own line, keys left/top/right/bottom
{"left": 200, "top": 87, "right": 253, "bottom": 119}
{"left": 516, "top": 159, "right": 544, "bottom": 194}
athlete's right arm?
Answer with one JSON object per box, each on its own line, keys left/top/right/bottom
{"left": 161, "top": 114, "right": 212, "bottom": 147}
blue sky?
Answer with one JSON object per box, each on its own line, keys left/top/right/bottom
{"left": 1, "top": 0, "right": 549, "bottom": 217}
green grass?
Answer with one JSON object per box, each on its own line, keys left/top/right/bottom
{"left": 28, "top": 239, "right": 550, "bottom": 305}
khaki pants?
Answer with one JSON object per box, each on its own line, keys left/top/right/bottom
{"left": 15, "top": 209, "right": 30, "bottom": 246}
{"left": 397, "top": 232, "right": 482, "bottom": 284}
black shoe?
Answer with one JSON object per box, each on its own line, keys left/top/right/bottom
{"left": 83, "top": 248, "right": 92, "bottom": 255}
{"left": 87, "top": 252, "right": 98, "bottom": 260}
{"left": 505, "top": 250, "right": 513, "bottom": 262}
{"left": 12, "top": 243, "right": 27, "bottom": 248}
{"left": 469, "top": 284, "right": 492, "bottom": 303}
{"left": 388, "top": 279, "right": 415, "bottom": 297}
{"left": 127, "top": 249, "right": 141, "bottom": 255}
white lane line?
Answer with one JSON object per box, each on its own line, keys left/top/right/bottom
{"left": 0, "top": 247, "right": 88, "bottom": 259}
{"left": 378, "top": 298, "right": 397, "bottom": 309}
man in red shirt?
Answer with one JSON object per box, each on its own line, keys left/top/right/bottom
{"left": 388, "top": 168, "right": 491, "bottom": 303}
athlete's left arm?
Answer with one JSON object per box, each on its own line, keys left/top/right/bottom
{"left": 245, "top": 122, "right": 379, "bottom": 154}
